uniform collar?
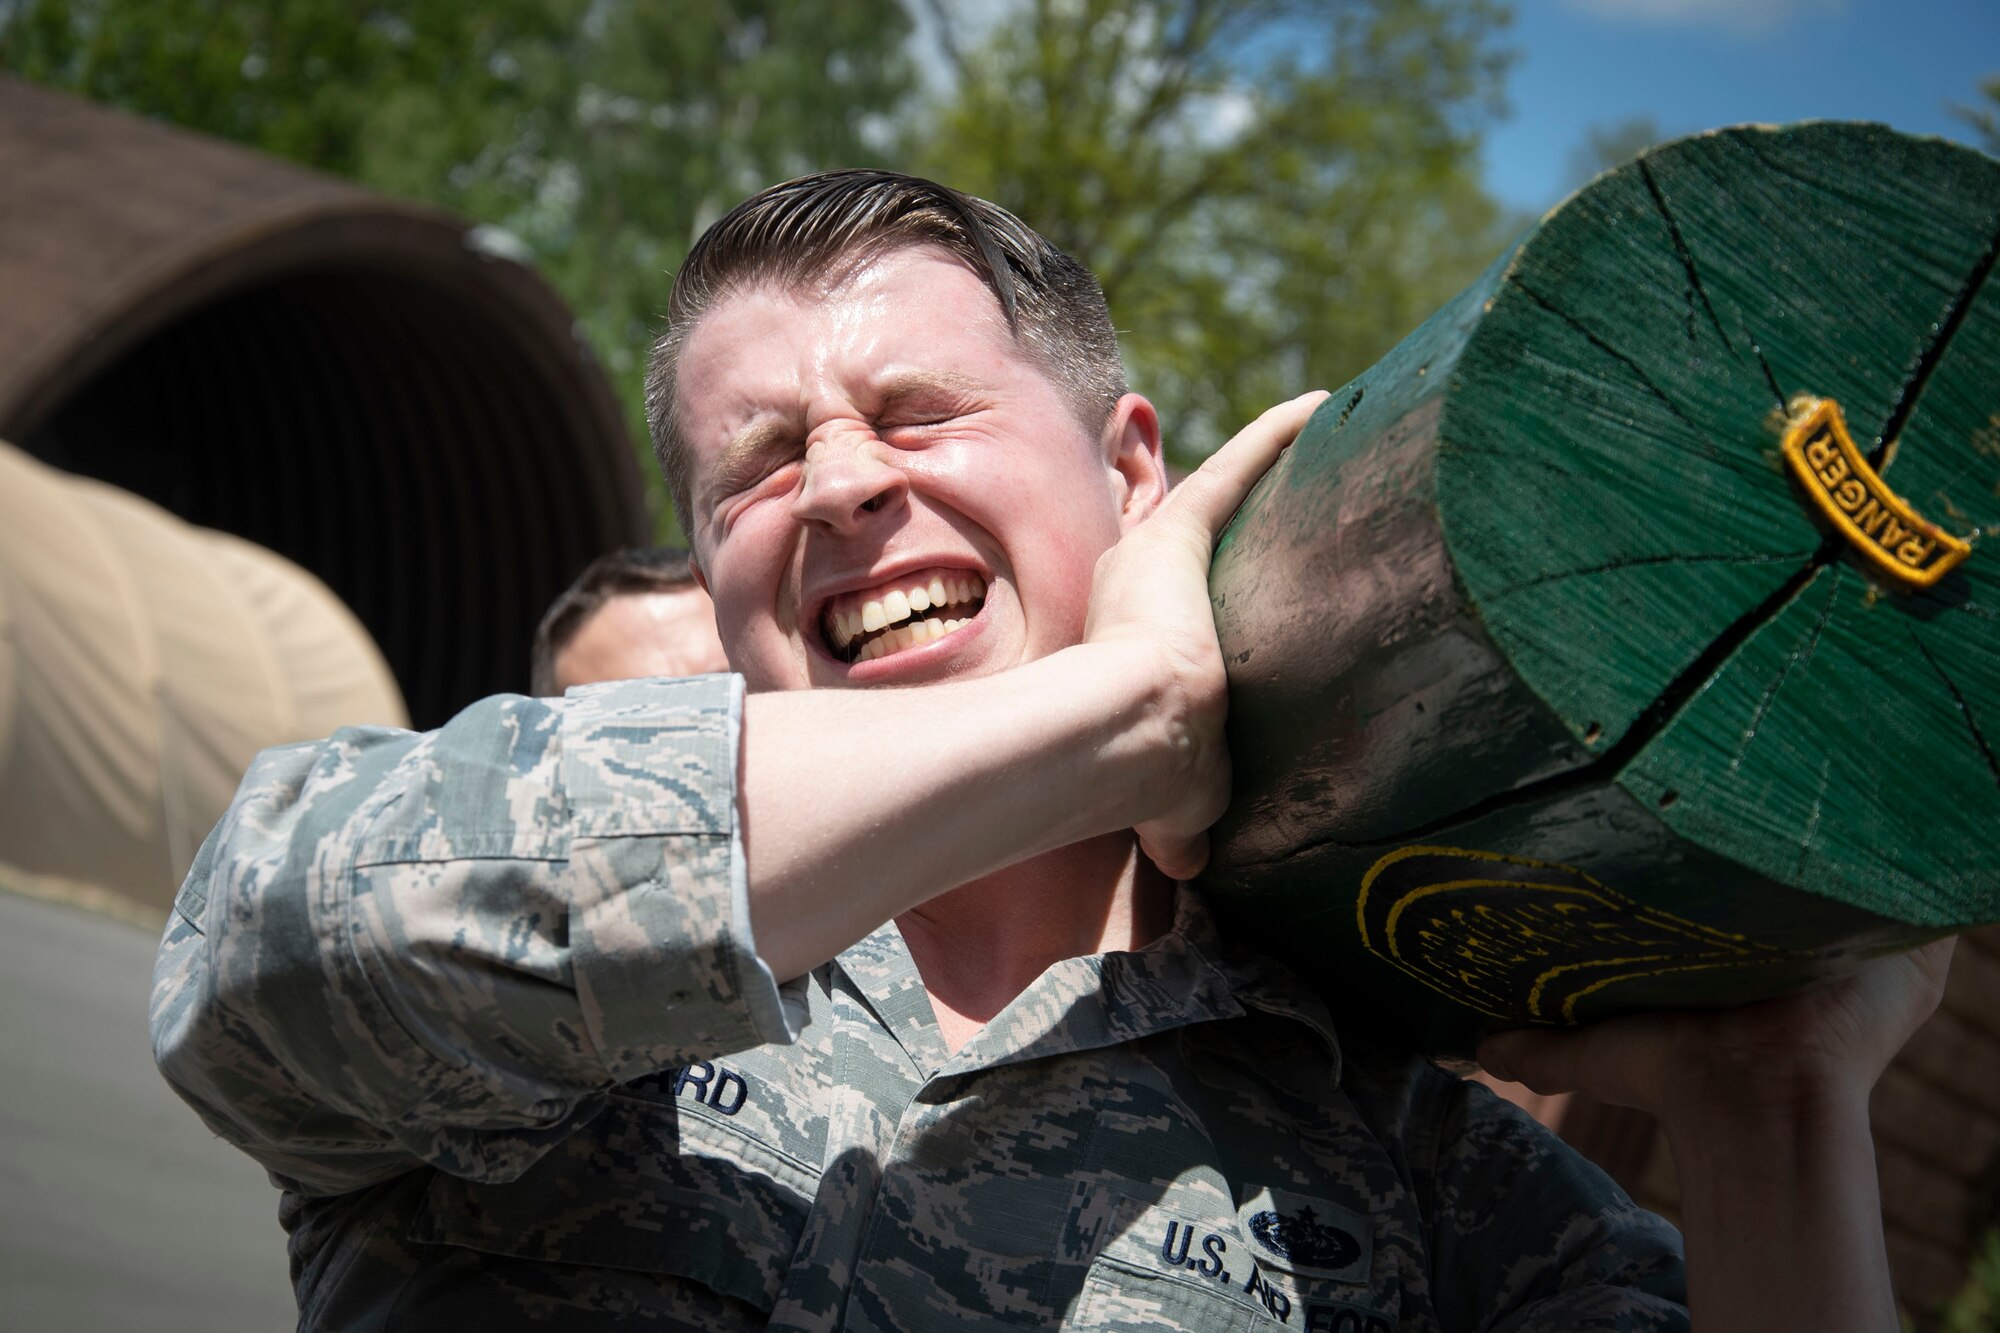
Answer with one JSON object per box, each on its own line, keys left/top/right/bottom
{"left": 1168, "top": 887, "right": 1345, "bottom": 1079}
{"left": 835, "top": 918, "right": 952, "bottom": 1073}
{"left": 835, "top": 886, "right": 1342, "bottom": 1081}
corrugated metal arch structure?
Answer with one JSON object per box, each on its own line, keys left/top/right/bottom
{"left": 0, "top": 77, "right": 649, "bottom": 728}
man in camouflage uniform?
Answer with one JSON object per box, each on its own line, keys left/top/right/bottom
{"left": 530, "top": 545, "right": 729, "bottom": 695}
{"left": 152, "top": 172, "right": 1945, "bottom": 1331}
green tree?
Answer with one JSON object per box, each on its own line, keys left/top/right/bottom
{"left": 1952, "top": 74, "right": 2000, "bottom": 156}
{"left": 1928, "top": 1225, "right": 2000, "bottom": 1332}
{"left": 1563, "top": 113, "right": 1664, "bottom": 193}
{"left": 1, "top": 0, "right": 915, "bottom": 536}
{"left": 3, "top": 0, "right": 1519, "bottom": 495}
{"left": 909, "top": 0, "right": 1515, "bottom": 461}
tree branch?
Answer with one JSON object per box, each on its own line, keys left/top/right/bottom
{"left": 919, "top": 0, "right": 972, "bottom": 86}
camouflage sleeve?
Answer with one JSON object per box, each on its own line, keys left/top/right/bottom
{"left": 1425, "top": 1079, "right": 1689, "bottom": 1332}
{"left": 149, "top": 674, "right": 805, "bottom": 1198}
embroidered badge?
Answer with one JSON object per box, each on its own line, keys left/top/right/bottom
{"left": 1235, "top": 1187, "right": 1370, "bottom": 1284}
{"left": 1780, "top": 394, "right": 1972, "bottom": 590}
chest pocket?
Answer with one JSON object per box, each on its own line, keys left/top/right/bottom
{"left": 408, "top": 1085, "right": 818, "bottom": 1313}
{"left": 1071, "top": 1194, "right": 1285, "bottom": 1332}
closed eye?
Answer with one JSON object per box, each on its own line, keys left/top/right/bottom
{"left": 708, "top": 458, "right": 800, "bottom": 535}
{"left": 710, "top": 419, "right": 804, "bottom": 500}
{"left": 882, "top": 413, "right": 958, "bottom": 438}
{"left": 719, "top": 450, "right": 802, "bottom": 497}
{"left": 874, "top": 373, "right": 988, "bottom": 438}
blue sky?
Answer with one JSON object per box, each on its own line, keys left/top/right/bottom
{"left": 1486, "top": 0, "right": 1999, "bottom": 212}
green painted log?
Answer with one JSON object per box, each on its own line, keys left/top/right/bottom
{"left": 1203, "top": 123, "right": 2000, "bottom": 1055}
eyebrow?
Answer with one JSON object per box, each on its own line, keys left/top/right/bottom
{"left": 873, "top": 369, "right": 986, "bottom": 412}
{"left": 707, "top": 370, "right": 992, "bottom": 495}
{"left": 711, "top": 418, "right": 797, "bottom": 494}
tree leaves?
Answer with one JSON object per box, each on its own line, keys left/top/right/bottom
{"left": 2, "top": 0, "right": 1515, "bottom": 521}
{"left": 909, "top": 0, "right": 1515, "bottom": 463}
{"left": 3, "top": 0, "right": 915, "bottom": 536}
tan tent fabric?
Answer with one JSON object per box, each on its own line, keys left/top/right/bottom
{"left": 0, "top": 440, "right": 406, "bottom": 913}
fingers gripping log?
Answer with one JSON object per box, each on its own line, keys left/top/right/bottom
{"left": 1202, "top": 123, "right": 2000, "bottom": 1055}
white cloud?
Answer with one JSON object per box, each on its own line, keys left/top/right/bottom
{"left": 1180, "top": 88, "right": 1257, "bottom": 149}
{"left": 1559, "top": 0, "right": 1847, "bottom": 39}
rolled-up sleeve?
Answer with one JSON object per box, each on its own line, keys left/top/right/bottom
{"left": 150, "top": 673, "right": 804, "bottom": 1197}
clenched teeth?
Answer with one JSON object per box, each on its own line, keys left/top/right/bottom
{"left": 853, "top": 617, "right": 972, "bottom": 661}
{"left": 826, "top": 572, "right": 987, "bottom": 663}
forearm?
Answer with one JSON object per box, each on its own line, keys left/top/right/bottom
{"left": 1669, "top": 1083, "right": 1893, "bottom": 1331}
{"left": 743, "top": 640, "right": 1183, "bottom": 981}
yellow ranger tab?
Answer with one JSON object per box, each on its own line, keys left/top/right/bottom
{"left": 1780, "top": 395, "right": 1972, "bottom": 590}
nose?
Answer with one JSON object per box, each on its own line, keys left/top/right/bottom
{"left": 791, "top": 428, "right": 907, "bottom": 534}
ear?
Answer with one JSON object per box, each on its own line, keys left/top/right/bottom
{"left": 1101, "top": 393, "right": 1167, "bottom": 533}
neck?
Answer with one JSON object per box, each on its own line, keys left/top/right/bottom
{"left": 897, "top": 832, "right": 1176, "bottom": 1054}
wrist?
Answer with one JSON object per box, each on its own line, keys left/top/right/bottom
{"left": 1665, "top": 1075, "right": 1891, "bottom": 1332}
{"left": 1047, "top": 639, "right": 1203, "bottom": 823}
{"left": 1660, "top": 1055, "right": 1872, "bottom": 1172}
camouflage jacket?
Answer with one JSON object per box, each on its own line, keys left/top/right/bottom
{"left": 152, "top": 675, "right": 1687, "bottom": 1331}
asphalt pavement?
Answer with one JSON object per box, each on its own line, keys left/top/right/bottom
{"left": 0, "top": 888, "right": 296, "bottom": 1330}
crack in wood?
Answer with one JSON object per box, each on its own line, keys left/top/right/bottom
{"left": 1683, "top": 141, "right": 1846, "bottom": 412}
{"left": 1436, "top": 443, "right": 1574, "bottom": 479}
{"left": 1523, "top": 548, "right": 1833, "bottom": 794}
{"left": 1734, "top": 571, "right": 1840, "bottom": 773}
{"left": 1334, "top": 385, "right": 1364, "bottom": 430}
{"left": 1913, "top": 631, "right": 2000, "bottom": 795}
{"left": 1637, "top": 158, "right": 1794, "bottom": 410}
{"left": 1486, "top": 549, "right": 1815, "bottom": 599}
{"left": 1511, "top": 278, "right": 1697, "bottom": 433}
{"left": 1640, "top": 158, "right": 1739, "bottom": 359}
{"left": 1872, "top": 215, "right": 2000, "bottom": 473}
{"left": 1297, "top": 347, "right": 1988, "bottom": 868}
{"left": 1235, "top": 557, "right": 1838, "bottom": 866}
{"left": 1751, "top": 341, "right": 1786, "bottom": 409}
{"left": 1793, "top": 754, "right": 1833, "bottom": 884}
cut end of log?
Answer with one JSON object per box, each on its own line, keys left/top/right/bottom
{"left": 1207, "top": 122, "right": 2000, "bottom": 1047}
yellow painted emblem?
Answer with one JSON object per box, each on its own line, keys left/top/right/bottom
{"left": 1780, "top": 396, "right": 1971, "bottom": 590}
{"left": 1356, "top": 846, "right": 1801, "bottom": 1024}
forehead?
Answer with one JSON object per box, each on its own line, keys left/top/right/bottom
{"left": 557, "top": 587, "right": 725, "bottom": 683}
{"left": 674, "top": 247, "right": 1024, "bottom": 426}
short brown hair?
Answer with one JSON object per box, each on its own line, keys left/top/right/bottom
{"left": 645, "top": 169, "right": 1127, "bottom": 538}
{"left": 530, "top": 545, "right": 699, "bottom": 696}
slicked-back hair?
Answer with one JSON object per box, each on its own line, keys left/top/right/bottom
{"left": 530, "top": 545, "right": 701, "bottom": 696}
{"left": 645, "top": 169, "right": 1127, "bottom": 538}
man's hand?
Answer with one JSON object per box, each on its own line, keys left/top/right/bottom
{"left": 1476, "top": 937, "right": 1954, "bottom": 1129}
{"left": 1478, "top": 938, "right": 1955, "bottom": 1333}
{"left": 1083, "top": 390, "right": 1329, "bottom": 882}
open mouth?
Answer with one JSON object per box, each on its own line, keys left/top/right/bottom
{"left": 821, "top": 569, "right": 988, "bottom": 665}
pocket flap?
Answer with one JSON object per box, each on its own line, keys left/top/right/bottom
{"left": 411, "top": 1097, "right": 812, "bottom": 1312}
